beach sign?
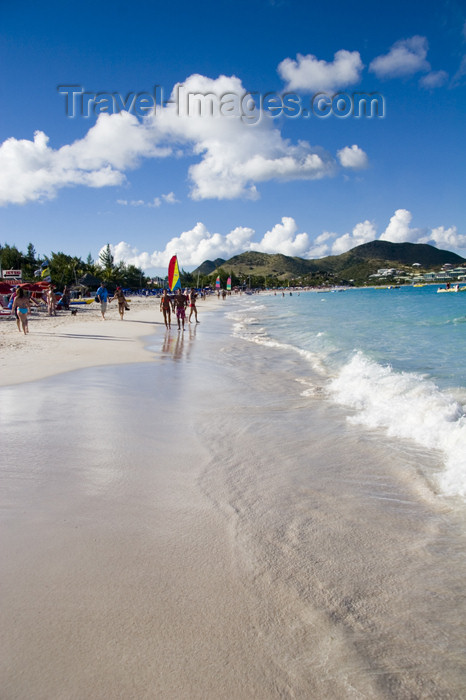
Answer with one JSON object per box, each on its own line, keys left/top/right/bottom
{"left": 215, "top": 276, "right": 220, "bottom": 289}
{"left": 168, "top": 255, "right": 181, "bottom": 291}
{"left": 2, "top": 269, "right": 22, "bottom": 279}
{"left": 227, "top": 277, "right": 231, "bottom": 291}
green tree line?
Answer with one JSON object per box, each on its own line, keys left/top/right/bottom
{"left": 0, "top": 242, "right": 149, "bottom": 289}
{"left": 1, "top": 241, "right": 319, "bottom": 292}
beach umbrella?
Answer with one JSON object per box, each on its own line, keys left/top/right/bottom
{"left": 18, "top": 282, "right": 49, "bottom": 292}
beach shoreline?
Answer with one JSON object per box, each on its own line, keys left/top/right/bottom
{"left": 0, "top": 295, "right": 220, "bottom": 387}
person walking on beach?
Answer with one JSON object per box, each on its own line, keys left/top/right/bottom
{"left": 46, "top": 285, "right": 57, "bottom": 316}
{"left": 60, "top": 285, "right": 71, "bottom": 310}
{"left": 173, "top": 288, "right": 188, "bottom": 331}
{"left": 188, "top": 288, "right": 199, "bottom": 324}
{"left": 8, "top": 288, "right": 20, "bottom": 331}
{"left": 95, "top": 282, "right": 111, "bottom": 320}
{"left": 160, "top": 289, "right": 172, "bottom": 329}
{"left": 11, "top": 287, "right": 31, "bottom": 335}
{"left": 113, "top": 286, "right": 129, "bottom": 320}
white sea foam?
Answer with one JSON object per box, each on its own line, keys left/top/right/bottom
{"left": 226, "top": 295, "right": 466, "bottom": 500}
{"left": 231, "top": 313, "right": 327, "bottom": 375}
{"left": 328, "top": 351, "right": 466, "bottom": 499}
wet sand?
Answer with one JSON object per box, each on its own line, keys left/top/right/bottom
{"left": 1, "top": 300, "right": 277, "bottom": 699}
{"left": 0, "top": 297, "right": 173, "bottom": 386}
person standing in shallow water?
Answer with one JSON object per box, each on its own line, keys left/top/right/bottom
{"left": 95, "top": 282, "right": 111, "bottom": 320}
{"left": 12, "top": 287, "right": 31, "bottom": 335}
{"left": 160, "top": 289, "right": 172, "bottom": 329}
{"left": 173, "top": 288, "right": 188, "bottom": 331}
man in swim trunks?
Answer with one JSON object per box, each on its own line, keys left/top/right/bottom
{"left": 95, "top": 282, "right": 111, "bottom": 320}
{"left": 173, "top": 288, "right": 188, "bottom": 331}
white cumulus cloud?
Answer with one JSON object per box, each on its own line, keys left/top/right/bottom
{"left": 151, "top": 73, "right": 341, "bottom": 199}
{"left": 161, "top": 191, "right": 179, "bottom": 204}
{"left": 278, "top": 49, "right": 363, "bottom": 92}
{"left": 369, "top": 36, "right": 430, "bottom": 79}
{"left": 337, "top": 145, "right": 369, "bottom": 170}
{"left": 419, "top": 225, "right": 466, "bottom": 250}
{"left": 306, "top": 232, "right": 335, "bottom": 258}
{"left": 0, "top": 112, "right": 169, "bottom": 205}
{"left": 108, "top": 222, "right": 257, "bottom": 270}
{"left": 379, "top": 208, "right": 419, "bottom": 243}
{"left": 254, "top": 217, "right": 310, "bottom": 256}
{"left": 314, "top": 209, "right": 466, "bottom": 257}
{"left": 331, "top": 220, "right": 378, "bottom": 255}
{"left": 0, "top": 73, "right": 362, "bottom": 206}
{"left": 419, "top": 70, "right": 449, "bottom": 89}
{"left": 106, "top": 217, "right": 311, "bottom": 270}
{"left": 105, "top": 210, "right": 465, "bottom": 273}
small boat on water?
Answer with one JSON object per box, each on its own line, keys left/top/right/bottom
{"left": 437, "top": 285, "right": 466, "bottom": 293}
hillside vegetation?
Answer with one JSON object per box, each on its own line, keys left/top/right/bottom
{"left": 192, "top": 241, "right": 465, "bottom": 287}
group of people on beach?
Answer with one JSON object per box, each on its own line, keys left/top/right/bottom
{"left": 6, "top": 281, "right": 201, "bottom": 335}
{"left": 95, "top": 283, "right": 201, "bottom": 330}
{"left": 160, "top": 288, "right": 199, "bottom": 330}
{"left": 8, "top": 282, "right": 73, "bottom": 334}
{"left": 95, "top": 282, "right": 130, "bottom": 321}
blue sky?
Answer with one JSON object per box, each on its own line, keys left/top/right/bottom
{"left": 1, "top": 0, "right": 465, "bottom": 274}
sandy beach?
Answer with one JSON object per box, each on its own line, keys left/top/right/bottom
{"left": 2, "top": 296, "right": 279, "bottom": 700}
{"left": 1, "top": 295, "right": 466, "bottom": 699}
{"left": 0, "top": 296, "right": 175, "bottom": 386}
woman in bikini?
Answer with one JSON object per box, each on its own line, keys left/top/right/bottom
{"left": 12, "top": 287, "right": 31, "bottom": 335}
{"left": 188, "top": 288, "right": 199, "bottom": 323}
{"left": 160, "top": 289, "right": 172, "bottom": 329}
{"left": 113, "top": 286, "right": 129, "bottom": 320}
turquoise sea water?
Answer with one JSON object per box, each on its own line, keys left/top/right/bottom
{"left": 226, "top": 286, "right": 466, "bottom": 499}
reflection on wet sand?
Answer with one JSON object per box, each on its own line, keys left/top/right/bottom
{"left": 161, "top": 324, "right": 197, "bottom": 361}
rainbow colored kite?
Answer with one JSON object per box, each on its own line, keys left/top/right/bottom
{"left": 226, "top": 277, "right": 231, "bottom": 291}
{"left": 168, "top": 255, "right": 181, "bottom": 291}
{"left": 215, "top": 276, "right": 220, "bottom": 289}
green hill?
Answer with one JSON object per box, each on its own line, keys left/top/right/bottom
{"left": 192, "top": 257, "right": 226, "bottom": 275}
{"left": 345, "top": 240, "right": 464, "bottom": 266}
{"left": 198, "top": 241, "right": 465, "bottom": 286}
